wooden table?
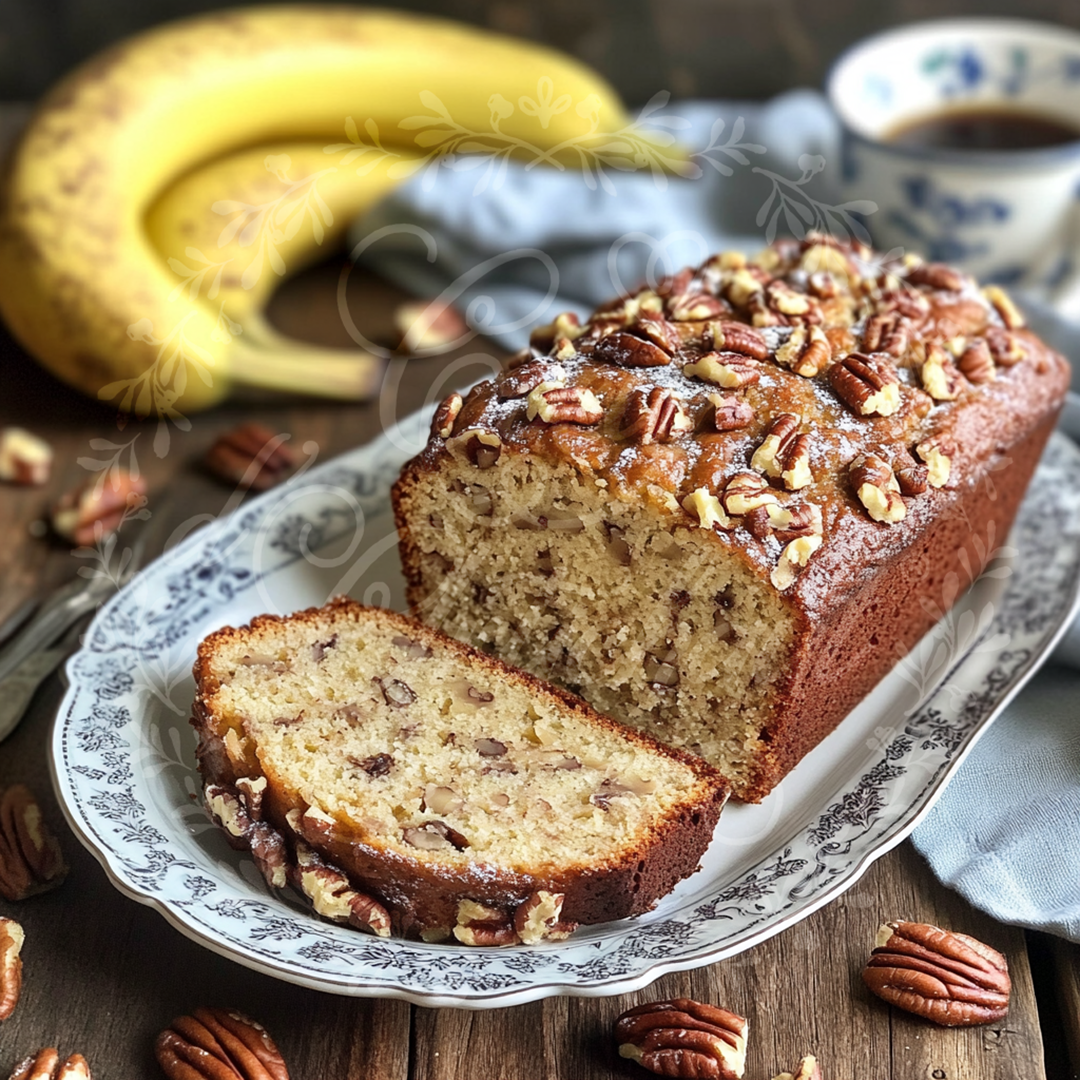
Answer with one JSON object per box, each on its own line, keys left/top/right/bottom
{"left": 0, "top": 261, "right": 1075, "bottom": 1080}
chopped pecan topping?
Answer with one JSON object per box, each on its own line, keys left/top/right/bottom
{"left": 723, "top": 267, "right": 768, "bottom": 308}
{"left": 807, "top": 270, "right": 839, "bottom": 298}
{"left": 722, "top": 472, "right": 779, "bottom": 516}
{"left": 526, "top": 384, "right": 604, "bottom": 424}
{"left": 529, "top": 311, "right": 585, "bottom": 351}
{"left": 985, "top": 326, "right": 1027, "bottom": 367}
{"left": 683, "top": 352, "right": 761, "bottom": 388}
{"left": 801, "top": 241, "right": 854, "bottom": 278}
{"left": 896, "top": 464, "right": 929, "bottom": 496}
{"left": 771, "top": 1055, "right": 823, "bottom": 1080}
{"left": 0, "top": 428, "right": 52, "bottom": 486}
{"left": 513, "top": 891, "right": 577, "bottom": 944}
{"left": 710, "top": 393, "right": 755, "bottom": 431}
{"left": 863, "top": 920, "right": 1010, "bottom": 1027}
{"left": 750, "top": 502, "right": 823, "bottom": 545}
{"left": 828, "top": 352, "right": 901, "bottom": 417}
{"left": 775, "top": 324, "right": 831, "bottom": 377}
{"left": 594, "top": 330, "right": 672, "bottom": 368}
{"left": 862, "top": 311, "right": 909, "bottom": 357}
{"left": 156, "top": 1007, "right": 290, "bottom": 1080}
{"left": 498, "top": 360, "right": 566, "bottom": 399}
{"left": 668, "top": 292, "right": 727, "bottom": 321}
{"left": 615, "top": 998, "right": 748, "bottom": 1080}
{"left": 682, "top": 487, "right": 732, "bottom": 531}
{"left": 916, "top": 437, "right": 953, "bottom": 488}
{"left": 907, "top": 262, "right": 966, "bottom": 291}
{"left": 751, "top": 414, "right": 812, "bottom": 490}
{"left": 983, "top": 284, "right": 1025, "bottom": 329}
{"left": 635, "top": 313, "right": 681, "bottom": 353}
{"left": 51, "top": 469, "right": 148, "bottom": 547}
{"left": 771, "top": 533, "right": 824, "bottom": 590}
{"left": 878, "top": 286, "right": 931, "bottom": 321}
{"left": 851, "top": 454, "right": 906, "bottom": 524}
{"left": 957, "top": 338, "right": 995, "bottom": 384}
{"left": 620, "top": 387, "right": 694, "bottom": 445}
{"left": 919, "top": 343, "right": 963, "bottom": 401}
{"left": 446, "top": 427, "right": 502, "bottom": 468}
{"left": 708, "top": 320, "right": 768, "bottom": 360}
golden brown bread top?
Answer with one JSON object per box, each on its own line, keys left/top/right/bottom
{"left": 414, "top": 235, "right": 1071, "bottom": 609}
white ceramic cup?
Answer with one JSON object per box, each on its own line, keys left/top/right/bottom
{"left": 828, "top": 18, "right": 1080, "bottom": 289}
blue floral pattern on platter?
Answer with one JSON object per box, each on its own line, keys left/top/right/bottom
{"left": 51, "top": 410, "right": 1080, "bottom": 1008}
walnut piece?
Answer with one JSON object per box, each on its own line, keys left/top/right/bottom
{"left": 771, "top": 534, "right": 823, "bottom": 591}
{"left": 0, "top": 785, "right": 67, "bottom": 902}
{"left": 513, "top": 890, "right": 577, "bottom": 944}
{"left": 155, "top": 1007, "right": 290, "bottom": 1080}
{"left": 709, "top": 393, "right": 754, "bottom": 432}
{"left": 916, "top": 438, "right": 953, "bottom": 488}
{"left": 0, "top": 428, "right": 52, "bottom": 486}
{"left": 919, "top": 343, "right": 963, "bottom": 401}
{"left": 615, "top": 998, "right": 748, "bottom": 1079}
{"left": 863, "top": 920, "right": 1010, "bottom": 1027}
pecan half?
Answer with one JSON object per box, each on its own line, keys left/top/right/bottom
{"left": 0, "top": 428, "right": 52, "bottom": 486}
{"left": 453, "top": 899, "right": 518, "bottom": 946}
{"left": 595, "top": 331, "right": 672, "bottom": 368}
{"left": 896, "top": 464, "right": 929, "bottom": 496}
{"left": 0, "top": 785, "right": 67, "bottom": 901}
{"left": 751, "top": 414, "right": 812, "bottom": 491}
{"left": 708, "top": 321, "right": 768, "bottom": 360}
{"left": 916, "top": 437, "right": 953, "bottom": 488}
{"left": 983, "top": 284, "right": 1025, "bottom": 329}
{"left": 635, "top": 313, "right": 681, "bottom": 353}
{"left": 775, "top": 324, "right": 831, "bottom": 377}
{"left": 683, "top": 352, "right": 761, "bottom": 389}
{"left": 771, "top": 534, "right": 823, "bottom": 590}
{"left": 615, "top": 998, "right": 748, "bottom": 1079}
{"left": 527, "top": 384, "right": 604, "bottom": 424}
{"left": 682, "top": 488, "right": 732, "bottom": 531}
{"left": 205, "top": 783, "right": 288, "bottom": 889}
{"left": 828, "top": 353, "right": 901, "bottom": 417}
{"left": 957, "top": 338, "right": 995, "bottom": 384}
{"left": 513, "top": 891, "right": 577, "bottom": 944}
{"left": 0, "top": 917, "right": 24, "bottom": 1021}
{"left": 850, "top": 455, "right": 906, "bottom": 524}
{"left": 771, "top": 1055, "right": 822, "bottom": 1080}
{"left": 51, "top": 470, "right": 148, "bottom": 546}
{"left": 863, "top": 920, "right": 1011, "bottom": 1027}
{"left": 985, "top": 326, "right": 1027, "bottom": 367}
{"left": 668, "top": 292, "right": 727, "bottom": 322}
{"left": 204, "top": 423, "right": 296, "bottom": 492}
{"left": 431, "top": 394, "right": 464, "bottom": 438}
{"left": 907, "top": 261, "right": 965, "bottom": 291}
{"left": 291, "top": 840, "right": 392, "bottom": 935}
{"left": 722, "top": 473, "right": 778, "bottom": 516}
{"left": 919, "top": 343, "right": 963, "bottom": 402}
{"left": 710, "top": 393, "right": 755, "bottom": 432}
{"left": 8, "top": 1050, "right": 91, "bottom": 1080}
{"left": 749, "top": 502, "right": 822, "bottom": 545}
{"left": 155, "top": 1007, "right": 290, "bottom": 1080}
{"left": 862, "top": 311, "right": 909, "bottom": 357}
{"left": 529, "top": 311, "right": 585, "bottom": 351}
{"left": 621, "top": 387, "right": 693, "bottom": 445}
{"left": 498, "top": 361, "right": 566, "bottom": 399}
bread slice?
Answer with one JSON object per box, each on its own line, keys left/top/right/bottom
{"left": 192, "top": 598, "right": 728, "bottom": 944}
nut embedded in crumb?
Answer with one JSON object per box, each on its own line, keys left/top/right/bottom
{"left": 0, "top": 428, "right": 53, "bottom": 486}
{"left": 50, "top": 470, "right": 147, "bottom": 546}
{"left": 155, "top": 1007, "right": 290, "bottom": 1080}
{"left": 204, "top": 422, "right": 297, "bottom": 492}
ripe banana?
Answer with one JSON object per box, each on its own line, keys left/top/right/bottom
{"left": 0, "top": 6, "right": 633, "bottom": 414}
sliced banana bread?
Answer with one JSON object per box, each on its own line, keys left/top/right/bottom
{"left": 192, "top": 598, "right": 728, "bottom": 944}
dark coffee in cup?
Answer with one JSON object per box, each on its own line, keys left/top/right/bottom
{"left": 888, "top": 106, "right": 1080, "bottom": 151}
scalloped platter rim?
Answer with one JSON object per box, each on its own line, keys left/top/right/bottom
{"left": 50, "top": 404, "right": 1080, "bottom": 1008}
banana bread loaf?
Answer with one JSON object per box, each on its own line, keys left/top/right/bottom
{"left": 192, "top": 598, "right": 728, "bottom": 943}
{"left": 392, "top": 236, "right": 1070, "bottom": 801}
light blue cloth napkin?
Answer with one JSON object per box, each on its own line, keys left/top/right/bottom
{"left": 352, "top": 92, "right": 1080, "bottom": 942}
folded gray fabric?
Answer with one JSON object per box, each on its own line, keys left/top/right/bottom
{"left": 351, "top": 91, "right": 1080, "bottom": 942}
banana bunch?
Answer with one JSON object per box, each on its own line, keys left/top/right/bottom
{"left": 0, "top": 7, "right": 636, "bottom": 414}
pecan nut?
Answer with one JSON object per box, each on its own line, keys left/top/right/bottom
{"left": 682, "top": 488, "right": 733, "bottom": 532}
{"left": 751, "top": 415, "right": 812, "bottom": 491}
{"left": 771, "top": 1055, "right": 822, "bottom": 1080}
{"left": 918, "top": 343, "right": 963, "bottom": 402}
{"left": 513, "top": 890, "right": 577, "bottom": 944}
{"left": 862, "top": 311, "right": 909, "bottom": 357}
{"left": 529, "top": 311, "right": 585, "bottom": 351}
{"left": 862, "top": 920, "right": 1011, "bottom": 1027}
{"left": 770, "top": 533, "right": 823, "bottom": 591}
{"left": 50, "top": 469, "right": 148, "bottom": 546}
{"left": 526, "top": 384, "right": 604, "bottom": 425}
{"left": 983, "top": 284, "right": 1025, "bottom": 329}
{"left": 827, "top": 352, "right": 901, "bottom": 417}
{"left": 620, "top": 387, "right": 693, "bottom": 445}
{"left": 957, "top": 338, "right": 995, "bottom": 384}
{"left": 0, "top": 428, "right": 53, "bottom": 486}
{"left": 775, "top": 324, "right": 831, "bottom": 377}
{"left": 204, "top": 783, "right": 288, "bottom": 890}
{"left": 915, "top": 437, "right": 953, "bottom": 489}
{"left": 431, "top": 392, "right": 464, "bottom": 436}
{"left": 595, "top": 331, "right": 672, "bottom": 368}
{"left": 8, "top": 1050, "right": 91, "bottom": 1080}
{"left": 683, "top": 352, "right": 761, "bottom": 389}
{"left": 850, "top": 455, "right": 906, "bottom": 524}
{"left": 0, "top": 785, "right": 67, "bottom": 901}
{"left": 985, "top": 326, "right": 1027, "bottom": 367}
{"left": 668, "top": 292, "right": 727, "bottom": 322}
{"left": 453, "top": 898, "right": 519, "bottom": 946}
{"left": 204, "top": 423, "right": 297, "bottom": 492}
{"left": 708, "top": 321, "right": 768, "bottom": 360}
{"left": 155, "top": 1007, "right": 290, "bottom": 1080}
{"left": 907, "top": 261, "right": 965, "bottom": 291}
{"left": 722, "top": 472, "right": 778, "bottom": 516}
{"left": 0, "top": 917, "right": 24, "bottom": 1021}
{"left": 288, "top": 839, "right": 392, "bottom": 936}
{"left": 615, "top": 998, "right": 748, "bottom": 1079}
{"left": 710, "top": 394, "right": 755, "bottom": 432}
{"left": 635, "top": 313, "right": 681, "bottom": 353}
{"left": 446, "top": 427, "right": 502, "bottom": 469}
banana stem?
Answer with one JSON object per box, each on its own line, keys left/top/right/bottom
{"left": 228, "top": 332, "right": 384, "bottom": 400}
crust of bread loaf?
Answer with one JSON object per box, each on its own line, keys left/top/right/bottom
{"left": 192, "top": 599, "right": 729, "bottom": 936}
{"left": 391, "top": 257, "right": 1070, "bottom": 802}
